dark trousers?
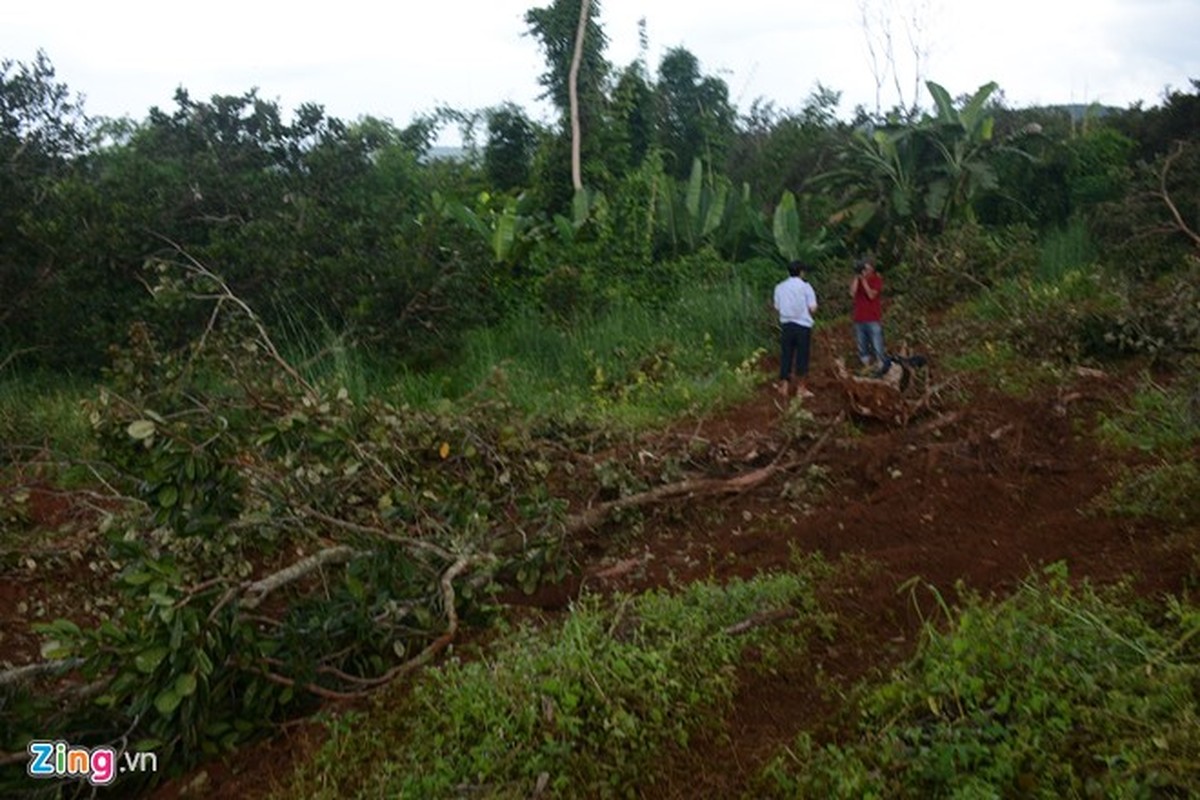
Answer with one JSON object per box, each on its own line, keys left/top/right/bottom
{"left": 779, "top": 323, "right": 812, "bottom": 381}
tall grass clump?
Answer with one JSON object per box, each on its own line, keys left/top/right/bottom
{"left": 272, "top": 304, "right": 384, "bottom": 403}
{"left": 275, "top": 571, "right": 821, "bottom": 800}
{"left": 1095, "top": 461, "right": 1200, "bottom": 526}
{"left": 756, "top": 565, "right": 1200, "bottom": 798}
{"left": 0, "top": 372, "right": 95, "bottom": 464}
{"left": 1036, "top": 217, "right": 1095, "bottom": 284}
{"left": 443, "top": 275, "right": 768, "bottom": 427}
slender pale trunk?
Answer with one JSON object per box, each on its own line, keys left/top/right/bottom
{"left": 568, "top": 0, "right": 590, "bottom": 192}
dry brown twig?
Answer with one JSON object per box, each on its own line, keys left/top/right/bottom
{"left": 1157, "top": 141, "right": 1200, "bottom": 249}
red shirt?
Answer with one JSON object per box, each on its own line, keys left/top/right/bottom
{"left": 852, "top": 273, "right": 883, "bottom": 322}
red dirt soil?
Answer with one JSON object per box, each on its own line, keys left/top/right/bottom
{"left": 8, "top": 326, "right": 1196, "bottom": 799}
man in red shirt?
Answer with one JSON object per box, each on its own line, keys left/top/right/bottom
{"left": 849, "top": 256, "right": 887, "bottom": 375}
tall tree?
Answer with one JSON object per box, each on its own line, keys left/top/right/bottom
{"left": 726, "top": 86, "right": 846, "bottom": 210}
{"left": 857, "top": 0, "right": 932, "bottom": 119}
{"left": 525, "top": 0, "right": 609, "bottom": 124}
{"left": 484, "top": 103, "right": 538, "bottom": 191}
{"left": 611, "top": 61, "right": 657, "bottom": 172}
{"left": 525, "top": 0, "right": 611, "bottom": 203}
{"left": 609, "top": 19, "right": 657, "bottom": 172}
{"left": 655, "top": 47, "right": 736, "bottom": 178}
{"left": 0, "top": 51, "right": 96, "bottom": 368}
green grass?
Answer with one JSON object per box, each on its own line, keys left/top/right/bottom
{"left": 755, "top": 565, "right": 1200, "bottom": 798}
{"left": 273, "top": 570, "right": 821, "bottom": 800}
{"left": 962, "top": 266, "right": 1113, "bottom": 325}
{"left": 943, "top": 339, "right": 1059, "bottom": 397}
{"left": 1093, "top": 461, "right": 1200, "bottom": 527}
{"left": 264, "top": 274, "right": 769, "bottom": 430}
{"left": 1091, "top": 370, "right": 1200, "bottom": 527}
{"left": 1036, "top": 218, "right": 1095, "bottom": 284}
{"left": 1096, "top": 374, "right": 1200, "bottom": 455}
{"left": 0, "top": 371, "right": 95, "bottom": 464}
{"left": 402, "top": 276, "right": 770, "bottom": 430}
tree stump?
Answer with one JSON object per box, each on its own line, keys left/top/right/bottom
{"left": 832, "top": 358, "right": 916, "bottom": 425}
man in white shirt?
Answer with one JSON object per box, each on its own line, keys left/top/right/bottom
{"left": 772, "top": 261, "right": 818, "bottom": 399}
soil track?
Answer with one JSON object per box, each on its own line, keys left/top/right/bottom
{"left": 11, "top": 326, "right": 1194, "bottom": 799}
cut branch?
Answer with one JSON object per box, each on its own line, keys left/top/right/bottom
{"left": 241, "top": 545, "right": 360, "bottom": 610}
{"left": 0, "top": 658, "right": 84, "bottom": 688}
{"left": 267, "top": 553, "right": 489, "bottom": 698}
{"left": 566, "top": 422, "right": 838, "bottom": 534}
{"left": 150, "top": 238, "right": 319, "bottom": 397}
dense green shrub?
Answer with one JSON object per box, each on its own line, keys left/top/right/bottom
{"left": 1091, "top": 141, "right": 1200, "bottom": 278}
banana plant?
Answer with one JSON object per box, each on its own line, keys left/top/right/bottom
{"left": 657, "top": 157, "right": 739, "bottom": 256}
{"left": 817, "top": 123, "right": 921, "bottom": 241}
{"left": 549, "top": 186, "right": 607, "bottom": 248}
{"left": 771, "top": 189, "right": 831, "bottom": 263}
{"left": 817, "top": 79, "right": 1013, "bottom": 242}
{"left": 435, "top": 190, "right": 537, "bottom": 266}
{"left": 924, "top": 80, "right": 1001, "bottom": 226}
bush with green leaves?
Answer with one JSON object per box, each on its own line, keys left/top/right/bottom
{"left": 892, "top": 222, "right": 1040, "bottom": 309}
{"left": 1091, "top": 368, "right": 1200, "bottom": 527}
{"left": 1076, "top": 259, "right": 1200, "bottom": 362}
{"left": 1091, "top": 139, "right": 1200, "bottom": 279}
{"left": 756, "top": 566, "right": 1200, "bottom": 798}
{"left": 1096, "top": 373, "right": 1200, "bottom": 455}
{"left": 276, "top": 570, "right": 822, "bottom": 800}
{"left": 964, "top": 267, "right": 1124, "bottom": 364}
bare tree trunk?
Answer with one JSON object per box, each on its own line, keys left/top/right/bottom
{"left": 568, "top": 0, "right": 590, "bottom": 192}
{"left": 858, "top": 0, "right": 930, "bottom": 117}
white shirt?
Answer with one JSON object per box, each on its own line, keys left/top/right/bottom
{"left": 773, "top": 276, "right": 817, "bottom": 326}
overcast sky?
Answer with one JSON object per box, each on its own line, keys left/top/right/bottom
{"left": 3, "top": 0, "right": 1197, "bottom": 145}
